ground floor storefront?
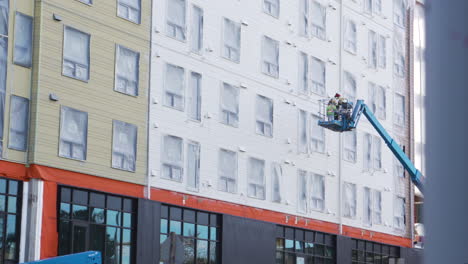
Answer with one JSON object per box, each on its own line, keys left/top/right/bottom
{"left": 0, "top": 160, "right": 423, "bottom": 264}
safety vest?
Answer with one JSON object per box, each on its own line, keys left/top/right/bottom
{"left": 326, "top": 105, "right": 336, "bottom": 115}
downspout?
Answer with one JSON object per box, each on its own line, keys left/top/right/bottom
{"left": 145, "top": 0, "right": 155, "bottom": 200}
{"left": 338, "top": 0, "right": 344, "bottom": 235}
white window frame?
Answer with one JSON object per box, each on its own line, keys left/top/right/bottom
{"left": 368, "top": 83, "right": 386, "bottom": 120}
{"left": 297, "top": 170, "right": 308, "bottom": 213}
{"left": 59, "top": 106, "right": 88, "bottom": 161}
{"left": 163, "top": 63, "right": 185, "bottom": 111}
{"left": 13, "top": 12, "right": 33, "bottom": 68}
{"left": 263, "top": 0, "right": 280, "bottom": 18}
{"left": 310, "top": 173, "right": 325, "bottom": 212}
{"left": 219, "top": 82, "right": 240, "bottom": 127}
{"left": 218, "top": 148, "right": 238, "bottom": 194}
{"left": 393, "top": 0, "right": 406, "bottom": 28}
{"left": 298, "top": 52, "right": 308, "bottom": 94}
{"left": 247, "top": 157, "right": 266, "bottom": 200}
{"left": 222, "top": 18, "right": 241, "bottom": 63}
{"left": 166, "top": 0, "right": 187, "bottom": 41}
{"left": 298, "top": 0, "right": 309, "bottom": 37}
{"left": 8, "top": 95, "right": 29, "bottom": 151}
{"left": 310, "top": 56, "right": 326, "bottom": 95}
{"left": 111, "top": 120, "right": 138, "bottom": 172}
{"left": 394, "top": 93, "right": 405, "bottom": 126}
{"left": 117, "top": 0, "right": 141, "bottom": 24}
{"left": 271, "top": 163, "right": 282, "bottom": 203}
{"left": 310, "top": 1, "right": 326, "bottom": 40}
{"left": 394, "top": 157, "right": 405, "bottom": 178}
{"left": 187, "top": 72, "right": 202, "bottom": 121}
{"left": 255, "top": 95, "right": 273, "bottom": 137}
{"left": 62, "top": 26, "right": 90, "bottom": 82}
{"left": 298, "top": 110, "right": 308, "bottom": 153}
{"left": 368, "top": 30, "right": 378, "bottom": 69}
{"left": 394, "top": 196, "right": 406, "bottom": 230}
{"left": 343, "top": 182, "right": 357, "bottom": 219}
{"left": 190, "top": 5, "right": 203, "bottom": 52}
{"left": 343, "top": 130, "right": 357, "bottom": 163}
{"left": 344, "top": 71, "right": 357, "bottom": 103}
{"left": 186, "top": 140, "right": 200, "bottom": 191}
{"left": 114, "top": 44, "right": 140, "bottom": 96}
{"left": 310, "top": 114, "right": 325, "bottom": 153}
{"left": 344, "top": 19, "right": 357, "bottom": 54}
{"left": 363, "top": 187, "right": 382, "bottom": 226}
{"left": 378, "top": 34, "right": 386, "bottom": 69}
{"left": 363, "top": 133, "right": 382, "bottom": 170}
{"left": 161, "top": 135, "right": 184, "bottom": 182}
{"left": 261, "top": 36, "right": 280, "bottom": 78}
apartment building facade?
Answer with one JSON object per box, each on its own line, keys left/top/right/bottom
{"left": 0, "top": 0, "right": 422, "bottom": 263}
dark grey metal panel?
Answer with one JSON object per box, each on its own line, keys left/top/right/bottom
{"left": 222, "top": 215, "right": 276, "bottom": 264}
{"left": 136, "top": 199, "right": 161, "bottom": 264}
{"left": 425, "top": 1, "right": 468, "bottom": 264}
{"left": 336, "top": 235, "right": 352, "bottom": 263}
{"left": 400, "top": 247, "right": 423, "bottom": 264}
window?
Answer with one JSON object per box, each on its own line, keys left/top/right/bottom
{"left": 0, "top": 0, "right": 9, "bottom": 36}
{"left": 112, "top": 120, "right": 137, "bottom": 172}
{"left": 276, "top": 226, "right": 336, "bottom": 264}
{"left": 247, "top": 157, "right": 266, "bottom": 200}
{"left": 363, "top": 187, "right": 381, "bottom": 226}
{"left": 310, "top": 174, "right": 325, "bottom": 211}
{"left": 378, "top": 35, "right": 386, "bottom": 68}
{"left": 262, "top": 36, "right": 279, "bottom": 78}
{"left": 162, "top": 135, "right": 183, "bottom": 181}
{"left": 58, "top": 187, "right": 136, "bottom": 263}
{"left": 255, "top": 95, "right": 273, "bottom": 137}
{"left": 299, "top": 0, "right": 309, "bottom": 37}
{"left": 186, "top": 141, "right": 200, "bottom": 191}
{"left": 0, "top": 36, "right": 6, "bottom": 157}
{"left": 394, "top": 32, "right": 405, "bottom": 77}
{"left": 363, "top": 133, "right": 382, "bottom": 170}
{"left": 344, "top": 130, "right": 357, "bottom": 162}
{"left": 364, "top": 0, "right": 373, "bottom": 14}
{"left": 13, "top": 13, "right": 33, "bottom": 68}
{"left": 352, "top": 239, "right": 400, "bottom": 264}
{"left": 343, "top": 182, "right": 356, "bottom": 218}
{"left": 115, "top": 45, "right": 140, "bottom": 96}
{"left": 0, "top": 178, "right": 22, "bottom": 263}
{"left": 218, "top": 149, "right": 237, "bottom": 193}
{"left": 394, "top": 158, "right": 405, "bottom": 178}
{"left": 191, "top": 6, "right": 203, "bottom": 52}
{"left": 166, "top": 0, "right": 186, "bottom": 41}
{"left": 344, "top": 71, "right": 356, "bottom": 103}
{"left": 394, "top": 0, "right": 406, "bottom": 27}
{"left": 344, "top": 19, "right": 357, "bottom": 54}
{"left": 394, "top": 196, "right": 406, "bottom": 230}
{"left": 271, "top": 163, "right": 282, "bottom": 203}
{"left": 298, "top": 52, "right": 308, "bottom": 94}
{"left": 219, "top": 83, "right": 239, "bottom": 127}
{"left": 63, "top": 26, "right": 90, "bottom": 81}
{"left": 59, "top": 106, "right": 88, "bottom": 161}
{"left": 164, "top": 63, "right": 185, "bottom": 111}
{"left": 364, "top": 0, "right": 382, "bottom": 15}
{"left": 117, "top": 0, "right": 141, "bottom": 24}
{"left": 188, "top": 72, "right": 202, "bottom": 121}
{"left": 368, "top": 31, "right": 377, "bottom": 69}
{"left": 222, "top": 18, "right": 241, "bottom": 63}
{"left": 297, "top": 170, "right": 308, "bottom": 213}
{"left": 298, "top": 110, "right": 308, "bottom": 153}
{"left": 368, "top": 83, "right": 386, "bottom": 120}
{"left": 310, "top": 57, "right": 326, "bottom": 95}
{"left": 311, "top": 1, "right": 326, "bottom": 40}
{"left": 8, "top": 96, "right": 29, "bottom": 151}
{"left": 394, "top": 94, "right": 405, "bottom": 126}
{"left": 263, "top": 0, "right": 279, "bottom": 18}
{"left": 159, "top": 205, "right": 221, "bottom": 264}
{"left": 310, "top": 115, "right": 325, "bottom": 153}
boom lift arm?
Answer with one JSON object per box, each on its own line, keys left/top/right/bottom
{"left": 318, "top": 99, "right": 424, "bottom": 193}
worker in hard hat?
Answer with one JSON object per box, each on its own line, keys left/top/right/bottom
{"left": 326, "top": 99, "right": 337, "bottom": 121}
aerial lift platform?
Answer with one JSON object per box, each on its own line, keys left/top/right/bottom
{"left": 21, "top": 251, "right": 101, "bottom": 264}
{"left": 318, "top": 99, "right": 424, "bottom": 193}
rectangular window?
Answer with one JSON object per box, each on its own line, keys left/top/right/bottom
{"left": 0, "top": 36, "right": 6, "bottom": 156}
{"left": 310, "top": 115, "right": 325, "bottom": 153}
{"left": 310, "top": 174, "right": 325, "bottom": 211}
{"left": 8, "top": 96, "right": 29, "bottom": 151}
{"left": 63, "top": 26, "right": 90, "bottom": 81}
{"left": 298, "top": 52, "right": 308, "bottom": 94}
{"left": 263, "top": 0, "right": 279, "bottom": 18}
{"left": 394, "top": 94, "right": 405, "bottom": 126}
{"left": 0, "top": 0, "right": 9, "bottom": 36}
{"left": 374, "top": 0, "right": 382, "bottom": 14}
{"left": 261, "top": 36, "right": 279, "bottom": 78}
{"left": 364, "top": 133, "right": 382, "bottom": 170}
{"left": 310, "top": 57, "right": 326, "bottom": 95}
{"left": 363, "top": 188, "right": 382, "bottom": 226}
{"left": 364, "top": 0, "right": 373, "bottom": 14}
{"left": 191, "top": 6, "right": 203, "bottom": 52}
{"left": 394, "top": 157, "right": 405, "bottom": 178}
{"left": 219, "top": 83, "right": 239, "bottom": 127}
{"left": 115, "top": 45, "right": 140, "bottom": 96}
{"left": 160, "top": 205, "right": 221, "bottom": 264}
{"left": 368, "top": 83, "right": 386, "bottom": 119}
{"left": 117, "top": 0, "right": 141, "bottom": 24}
{"left": 344, "top": 71, "right": 356, "bottom": 103}
{"left": 297, "top": 170, "right": 308, "bottom": 213}
{"left": 58, "top": 187, "right": 136, "bottom": 263}
{"left": 394, "top": 32, "right": 406, "bottom": 77}
{"left": 352, "top": 239, "right": 400, "bottom": 264}
{"left": 276, "top": 226, "right": 336, "bottom": 264}
{"left": 186, "top": 141, "right": 200, "bottom": 191}
{"left": 162, "top": 135, "right": 183, "bottom": 181}
{"left": 363, "top": 133, "right": 372, "bottom": 170}
{"left": 344, "top": 19, "right": 357, "bottom": 53}
{"left": 218, "top": 149, "right": 237, "bottom": 193}
{"left": 166, "top": 0, "right": 186, "bottom": 41}
{"left": 343, "top": 182, "right": 356, "bottom": 218}
{"left": 59, "top": 106, "right": 88, "bottom": 161}
{"left": 299, "top": 0, "right": 309, "bottom": 37}
{"left": 222, "top": 18, "right": 241, "bottom": 63}
{"left": 164, "top": 63, "right": 185, "bottom": 111}
{"left": 394, "top": 196, "right": 406, "bottom": 230}
{"left": 13, "top": 13, "right": 33, "bottom": 68}
{"left": 255, "top": 95, "right": 273, "bottom": 137}
{"left": 311, "top": 1, "right": 326, "bottom": 40}
{"left": 298, "top": 110, "right": 308, "bottom": 153}
{"left": 112, "top": 120, "right": 137, "bottom": 172}
{"left": 188, "top": 72, "right": 202, "bottom": 121}
{"left": 373, "top": 136, "right": 382, "bottom": 169}
{"left": 0, "top": 178, "right": 22, "bottom": 263}
{"left": 247, "top": 157, "right": 266, "bottom": 200}
{"left": 369, "top": 30, "right": 377, "bottom": 69}
{"left": 343, "top": 130, "right": 357, "bottom": 162}
{"left": 378, "top": 34, "right": 386, "bottom": 68}
{"left": 394, "top": 0, "right": 406, "bottom": 27}
{"left": 271, "top": 163, "right": 282, "bottom": 203}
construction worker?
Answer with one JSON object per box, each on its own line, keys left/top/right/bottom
{"left": 326, "top": 99, "right": 337, "bottom": 121}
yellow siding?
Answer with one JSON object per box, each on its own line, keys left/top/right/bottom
{"left": 29, "top": 0, "right": 150, "bottom": 185}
